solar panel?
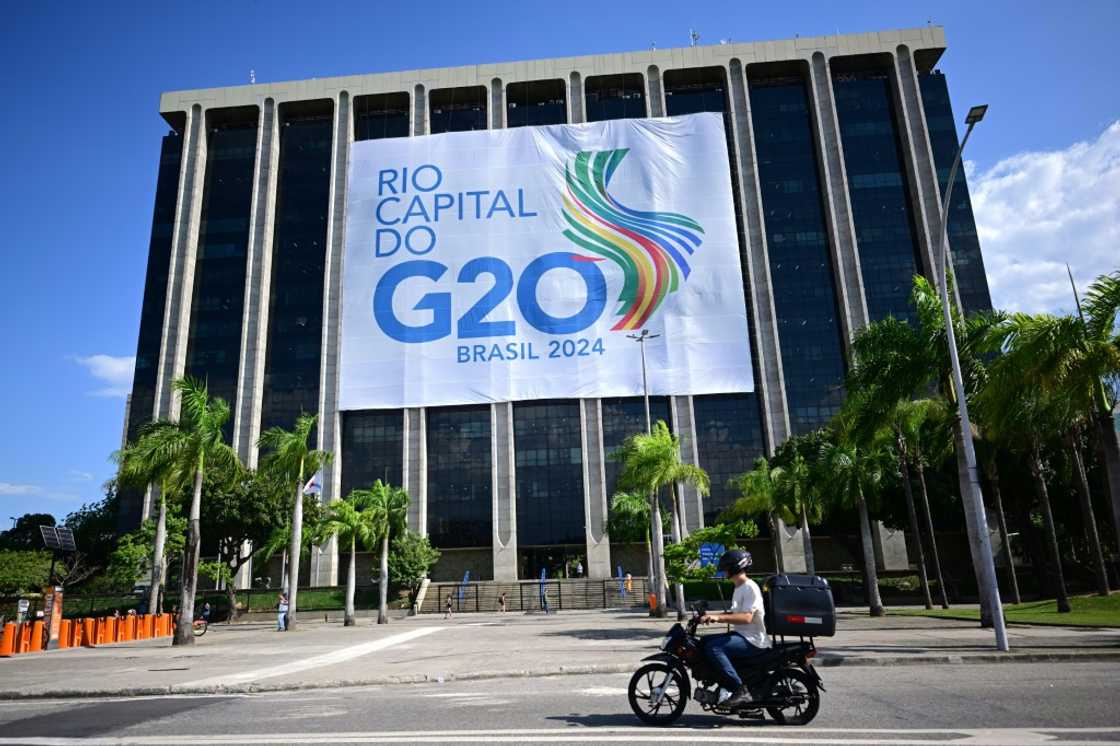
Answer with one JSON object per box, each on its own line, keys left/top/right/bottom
{"left": 55, "top": 527, "right": 77, "bottom": 553}
{"left": 39, "top": 525, "right": 61, "bottom": 550}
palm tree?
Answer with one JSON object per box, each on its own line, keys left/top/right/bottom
{"left": 770, "top": 432, "right": 830, "bottom": 575}
{"left": 349, "top": 480, "right": 409, "bottom": 624}
{"left": 616, "top": 421, "right": 710, "bottom": 620}
{"left": 727, "top": 457, "right": 791, "bottom": 573}
{"left": 258, "top": 413, "right": 332, "bottom": 631}
{"left": 819, "top": 437, "right": 891, "bottom": 617}
{"left": 126, "top": 377, "right": 239, "bottom": 645}
{"left": 976, "top": 362, "right": 1074, "bottom": 613}
{"left": 997, "top": 271, "right": 1120, "bottom": 545}
{"left": 608, "top": 490, "right": 654, "bottom": 584}
{"left": 318, "top": 495, "right": 378, "bottom": 626}
{"left": 115, "top": 437, "right": 188, "bottom": 616}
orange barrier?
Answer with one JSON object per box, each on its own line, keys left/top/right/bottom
{"left": 58, "top": 620, "right": 72, "bottom": 649}
{"left": 0, "top": 612, "right": 174, "bottom": 657}
{"left": 0, "top": 623, "right": 14, "bottom": 657}
{"left": 28, "top": 622, "right": 44, "bottom": 653}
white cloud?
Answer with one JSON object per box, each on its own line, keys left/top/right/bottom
{"left": 66, "top": 470, "right": 95, "bottom": 482}
{"left": 0, "top": 482, "right": 44, "bottom": 496}
{"left": 970, "top": 121, "right": 1120, "bottom": 315}
{"left": 72, "top": 354, "right": 135, "bottom": 398}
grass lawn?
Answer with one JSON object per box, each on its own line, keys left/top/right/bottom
{"left": 891, "top": 593, "right": 1120, "bottom": 627}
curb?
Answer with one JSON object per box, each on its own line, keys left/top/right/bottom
{"left": 3, "top": 650, "right": 1119, "bottom": 701}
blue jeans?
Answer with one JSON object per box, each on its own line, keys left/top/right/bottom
{"left": 703, "top": 632, "right": 765, "bottom": 689}
{"left": 278, "top": 611, "right": 287, "bottom": 630}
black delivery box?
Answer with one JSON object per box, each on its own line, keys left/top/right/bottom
{"left": 762, "top": 574, "right": 836, "bottom": 638}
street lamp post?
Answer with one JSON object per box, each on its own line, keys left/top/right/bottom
{"left": 628, "top": 329, "right": 666, "bottom": 617}
{"left": 935, "top": 103, "right": 1009, "bottom": 652}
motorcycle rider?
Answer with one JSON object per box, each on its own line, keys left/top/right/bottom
{"left": 699, "top": 550, "right": 772, "bottom": 709}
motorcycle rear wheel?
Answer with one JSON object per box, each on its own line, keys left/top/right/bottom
{"left": 765, "top": 668, "right": 819, "bottom": 725}
{"left": 628, "top": 663, "right": 688, "bottom": 726}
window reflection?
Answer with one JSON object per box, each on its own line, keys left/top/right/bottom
{"left": 514, "top": 400, "right": 584, "bottom": 546}
{"left": 585, "top": 73, "right": 646, "bottom": 121}
{"left": 426, "top": 405, "right": 493, "bottom": 548}
{"left": 506, "top": 80, "right": 567, "bottom": 127}
{"left": 430, "top": 86, "right": 487, "bottom": 133}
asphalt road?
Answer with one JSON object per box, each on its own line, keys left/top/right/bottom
{"left": 0, "top": 662, "right": 1118, "bottom": 745}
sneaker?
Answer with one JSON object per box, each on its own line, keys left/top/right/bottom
{"left": 723, "top": 685, "right": 753, "bottom": 709}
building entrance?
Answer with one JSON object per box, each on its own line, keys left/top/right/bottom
{"left": 518, "top": 546, "right": 585, "bottom": 579}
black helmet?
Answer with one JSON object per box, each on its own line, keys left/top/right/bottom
{"left": 717, "top": 550, "right": 753, "bottom": 576}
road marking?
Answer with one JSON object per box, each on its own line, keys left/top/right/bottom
{"left": 577, "top": 686, "right": 629, "bottom": 696}
{"left": 2, "top": 727, "right": 1119, "bottom": 745}
{"left": 174, "top": 627, "right": 442, "bottom": 690}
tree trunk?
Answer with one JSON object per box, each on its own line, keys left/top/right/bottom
{"left": 224, "top": 564, "right": 238, "bottom": 624}
{"left": 669, "top": 483, "right": 687, "bottom": 621}
{"left": 377, "top": 532, "right": 390, "bottom": 624}
{"left": 649, "top": 494, "right": 667, "bottom": 617}
{"left": 644, "top": 530, "right": 653, "bottom": 595}
{"left": 985, "top": 460, "right": 1021, "bottom": 605}
{"left": 286, "top": 458, "right": 305, "bottom": 631}
{"left": 1030, "top": 446, "right": 1071, "bottom": 613}
{"left": 344, "top": 535, "right": 357, "bottom": 626}
{"left": 1094, "top": 407, "right": 1120, "bottom": 549}
{"left": 952, "top": 423, "right": 994, "bottom": 626}
{"left": 148, "top": 493, "right": 167, "bottom": 615}
{"left": 898, "top": 441, "right": 933, "bottom": 610}
{"left": 800, "top": 503, "right": 815, "bottom": 576}
{"left": 914, "top": 458, "right": 950, "bottom": 608}
{"left": 856, "top": 488, "right": 885, "bottom": 617}
{"left": 1068, "top": 431, "right": 1110, "bottom": 596}
{"left": 769, "top": 513, "right": 784, "bottom": 574}
{"left": 175, "top": 465, "right": 204, "bottom": 646}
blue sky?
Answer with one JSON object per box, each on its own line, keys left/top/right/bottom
{"left": 2, "top": 1, "right": 1117, "bottom": 523}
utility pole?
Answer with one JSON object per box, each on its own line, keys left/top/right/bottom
{"left": 628, "top": 330, "right": 666, "bottom": 617}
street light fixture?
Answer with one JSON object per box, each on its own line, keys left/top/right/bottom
{"left": 934, "top": 102, "right": 1009, "bottom": 652}
{"left": 628, "top": 328, "right": 666, "bottom": 617}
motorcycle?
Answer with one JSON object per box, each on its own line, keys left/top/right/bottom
{"left": 627, "top": 602, "right": 824, "bottom": 726}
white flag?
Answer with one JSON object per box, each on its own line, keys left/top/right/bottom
{"left": 302, "top": 470, "right": 323, "bottom": 495}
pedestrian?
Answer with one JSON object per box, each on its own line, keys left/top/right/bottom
{"left": 625, "top": 573, "right": 633, "bottom": 593}
{"left": 444, "top": 594, "right": 453, "bottom": 619}
{"left": 576, "top": 560, "right": 584, "bottom": 578}
{"left": 201, "top": 602, "right": 211, "bottom": 623}
{"left": 277, "top": 593, "right": 289, "bottom": 631}
{"left": 498, "top": 592, "right": 507, "bottom": 613}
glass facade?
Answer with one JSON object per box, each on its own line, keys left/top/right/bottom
{"left": 429, "top": 86, "right": 487, "bottom": 133}
{"left": 514, "top": 400, "right": 584, "bottom": 546}
{"left": 184, "top": 116, "right": 258, "bottom": 436}
{"left": 260, "top": 110, "right": 333, "bottom": 434}
{"left": 506, "top": 80, "right": 567, "bottom": 127}
{"left": 664, "top": 67, "right": 728, "bottom": 116}
{"left": 750, "top": 76, "right": 847, "bottom": 434}
{"left": 354, "top": 92, "right": 410, "bottom": 141}
{"left": 694, "top": 393, "right": 766, "bottom": 524}
{"left": 340, "top": 410, "right": 403, "bottom": 499}
{"left": 600, "top": 397, "right": 671, "bottom": 500}
{"left": 426, "top": 406, "right": 492, "bottom": 548}
{"left": 832, "top": 71, "right": 924, "bottom": 323}
{"left": 919, "top": 72, "right": 993, "bottom": 314}
{"left": 128, "top": 131, "right": 183, "bottom": 442}
{"left": 584, "top": 73, "right": 646, "bottom": 121}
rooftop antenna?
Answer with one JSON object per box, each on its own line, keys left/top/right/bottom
{"left": 689, "top": 29, "right": 700, "bottom": 47}
{"left": 249, "top": 69, "right": 256, "bottom": 84}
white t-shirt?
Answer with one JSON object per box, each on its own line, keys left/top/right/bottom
{"left": 729, "top": 578, "right": 771, "bottom": 649}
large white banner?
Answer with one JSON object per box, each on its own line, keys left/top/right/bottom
{"left": 339, "top": 112, "right": 753, "bottom": 409}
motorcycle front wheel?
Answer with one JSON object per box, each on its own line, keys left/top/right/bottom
{"left": 628, "top": 662, "right": 688, "bottom": 726}
{"left": 765, "top": 668, "right": 819, "bottom": 725}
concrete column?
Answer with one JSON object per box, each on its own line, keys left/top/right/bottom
{"left": 490, "top": 77, "right": 504, "bottom": 129}
{"left": 491, "top": 402, "right": 518, "bottom": 580}
{"left": 312, "top": 90, "right": 352, "bottom": 587}
{"left": 414, "top": 84, "right": 427, "bottom": 136}
{"left": 777, "top": 518, "right": 807, "bottom": 573}
{"left": 568, "top": 72, "right": 584, "bottom": 124}
{"left": 154, "top": 103, "right": 207, "bottom": 421}
{"left": 726, "top": 59, "right": 789, "bottom": 449}
{"left": 806, "top": 54, "right": 869, "bottom": 342}
{"left": 872, "top": 521, "right": 911, "bottom": 571}
{"left": 646, "top": 65, "right": 664, "bottom": 117}
{"left": 402, "top": 408, "right": 427, "bottom": 533}
{"left": 233, "top": 97, "right": 279, "bottom": 466}
{"left": 888, "top": 46, "right": 941, "bottom": 280}
{"left": 671, "top": 395, "right": 704, "bottom": 532}
{"left": 581, "top": 399, "right": 611, "bottom": 579}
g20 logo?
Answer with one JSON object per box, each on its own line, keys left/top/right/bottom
{"left": 374, "top": 253, "right": 607, "bottom": 343}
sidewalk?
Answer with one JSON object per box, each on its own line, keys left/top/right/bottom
{"left": 1, "top": 608, "right": 1117, "bottom": 699}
